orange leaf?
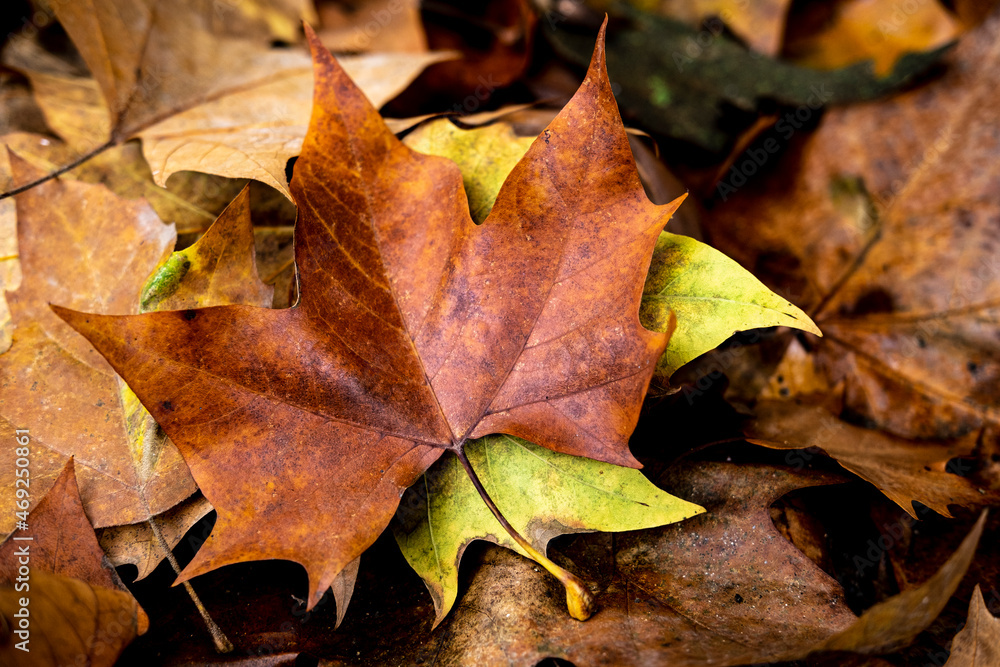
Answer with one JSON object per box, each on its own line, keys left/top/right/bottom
{"left": 55, "top": 22, "right": 684, "bottom": 608}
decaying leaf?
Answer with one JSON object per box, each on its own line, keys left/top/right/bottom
{"left": 810, "top": 511, "right": 986, "bottom": 656}
{"left": 545, "top": 5, "right": 950, "bottom": 151}
{"left": 706, "top": 7, "right": 1000, "bottom": 441}
{"left": 0, "top": 68, "right": 51, "bottom": 138}
{"left": 945, "top": 584, "right": 1000, "bottom": 666}
{"left": 54, "top": 23, "right": 685, "bottom": 611}
{"left": 0, "top": 460, "right": 147, "bottom": 666}
{"left": 784, "top": 0, "right": 962, "bottom": 76}
{"left": 641, "top": 231, "right": 820, "bottom": 378}
{"left": 337, "top": 465, "right": 985, "bottom": 666}
{"left": 1, "top": 34, "right": 111, "bottom": 153}
{"left": 392, "top": 434, "right": 704, "bottom": 625}
{"left": 746, "top": 400, "right": 992, "bottom": 517}
{"left": 656, "top": 0, "right": 793, "bottom": 55}
{"left": 98, "top": 494, "right": 214, "bottom": 580}
{"left": 0, "top": 570, "right": 144, "bottom": 667}
{"left": 0, "top": 460, "right": 142, "bottom": 601}
{"left": 342, "top": 463, "right": 857, "bottom": 665}
{"left": 0, "top": 156, "right": 193, "bottom": 536}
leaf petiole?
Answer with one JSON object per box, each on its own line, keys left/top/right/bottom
{"left": 0, "top": 140, "right": 116, "bottom": 200}
{"left": 454, "top": 446, "right": 595, "bottom": 621}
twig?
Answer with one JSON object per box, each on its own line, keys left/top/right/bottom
{"left": 139, "top": 414, "right": 233, "bottom": 653}
{"left": 0, "top": 140, "right": 116, "bottom": 200}
{"left": 146, "top": 515, "right": 234, "bottom": 653}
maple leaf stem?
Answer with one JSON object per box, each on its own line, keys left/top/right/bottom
{"left": 454, "top": 447, "right": 595, "bottom": 621}
{"left": 0, "top": 140, "right": 116, "bottom": 200}
{"left": 146, "top": 515, "right": 234, "bottom": 653}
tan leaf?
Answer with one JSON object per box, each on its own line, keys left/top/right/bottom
{"left": 706, "top": 8, "right": 1000, "bottom": 441}
{"left": 945, "top": 584, "right": 1000, "bottom": 666}
{"left": 746, "top": 400, "right": 992, "bottom": 518}
{"left": 39, "top": 0, "right": 448, "bottom": 198}
{"left": 98, "top": 494, "right": 213, "bottom": 580}
{"left": 138, "top": 50, "right": 451, "bottom": 199}
{"left": 0, "top": 156, "right": 192, "bottom": 535}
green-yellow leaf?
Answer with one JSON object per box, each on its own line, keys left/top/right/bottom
{"left": 640, "top": 232, "right": 821, "bottom": 378}
{"left": 403, "top": 119, "right": 535, "bottom": 224}
{"left": 392, "top": 434, "right": 704, "bottom": 626}
{"left": 139, "top": 186, "right": 272, "bottom": 313}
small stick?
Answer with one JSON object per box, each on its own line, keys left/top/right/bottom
{"left": 146, "top": 514, "right": 234, "bottom": 653}
{"left": 139, "top": 415, "right": 233, "bottom": 652}
{"left": 0, "top": 141, "right": 115, "bottom": 200}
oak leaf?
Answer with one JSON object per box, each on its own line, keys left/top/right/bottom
{"left": 55, "top": 23, "right": 685, "bottom": 609}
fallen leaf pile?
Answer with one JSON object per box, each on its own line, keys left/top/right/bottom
{"left": 1, "top": 0, "right": 998, "bottom": 665}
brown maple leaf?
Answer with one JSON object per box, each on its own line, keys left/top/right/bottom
{"left": 55, "top": 22, "right": 683, "bottom": 611}
{"left": 0, "top": 460, "right": 148, "bottom": 665}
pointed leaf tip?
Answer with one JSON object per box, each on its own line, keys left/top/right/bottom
{"left": 590, "top": 16, "right": 610, "bottom": 84}
{"left": 303, "top": 22, "right": 323, "bottom": 58}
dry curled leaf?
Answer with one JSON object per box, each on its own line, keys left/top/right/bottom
{"left": 746, "top": 400, "right": 992, "bottom": 517}
{"left": 0, "top": 460, "right": 147, "bottom": 666}
{"left": 38, "top": 0, "right": 447, "bottom": 198}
